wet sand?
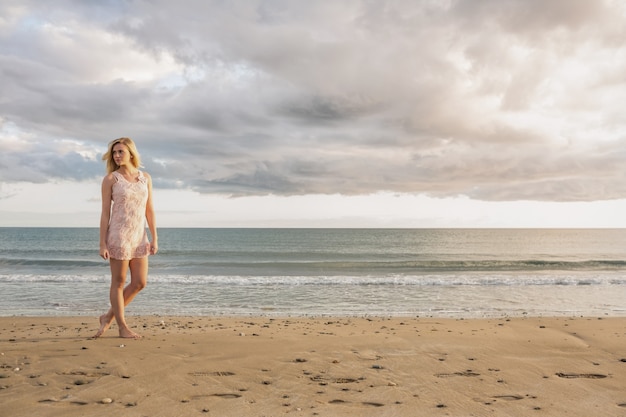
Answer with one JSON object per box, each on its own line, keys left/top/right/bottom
{"left": 1, "top": 316, "right": 625, "bottom": 416}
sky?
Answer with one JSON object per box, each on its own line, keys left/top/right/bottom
{"left": 2, "top": 0, "right": 626, "bottom": 228}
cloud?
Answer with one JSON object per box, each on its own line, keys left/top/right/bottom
{"left": 1, "top": 0, "right": 626, "bottom": 202}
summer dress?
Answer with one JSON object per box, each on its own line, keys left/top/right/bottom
{"left": 106, "top": 170, "right": 150, "bottom": 260}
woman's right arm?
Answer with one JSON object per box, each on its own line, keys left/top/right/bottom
{"left": 99, "top": 175, "right": 113, "bottom": 260}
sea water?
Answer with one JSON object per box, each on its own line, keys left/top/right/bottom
{"left": 1, "top": 228, "right": 625, "bottom": 317}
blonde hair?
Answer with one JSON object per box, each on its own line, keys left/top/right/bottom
{"left": 102, "top": 137, "right": 142, "bottom": 174}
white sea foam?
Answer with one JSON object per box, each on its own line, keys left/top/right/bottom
{"left": 2, "top": 227, "right": 626, "bottom": 317}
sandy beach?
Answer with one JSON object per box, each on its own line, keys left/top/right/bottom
{"left": 1, "top": 316, "right": 625, "bottom": 417}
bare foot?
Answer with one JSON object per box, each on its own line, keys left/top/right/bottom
{"left": 93, "top": 314, "right": 111, "bottom": 338}
{"left": 119, "top": 327, "right": 142, "bottom": 339}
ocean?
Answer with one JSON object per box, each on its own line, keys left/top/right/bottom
{"left": 1, "top": 228, "right": 625, "bottom": 318}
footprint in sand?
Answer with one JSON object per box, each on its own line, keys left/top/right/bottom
{"left": 212, "top": 393, "right": 242, "bottom": 399}
{"left": 188, "top": 371, "right": 235, "bottom": 377}
{"left": 329, "top": 399, "right": 384, "bottom": 407}
{"left": 38, "top": 398, "right": 89, "bottom": 406}
{"left": 189, "top": 393, "right": 242, "bottom": 400}
{"left": 353, "top": 349, "right": 383, "bottom": 361}
{"left": 493, "top": 395, "right": 524, "bottom": 401}
{"left": 555, "top": 372, "right": 607, "bottom": 379}
{"left": 435, "top": 371, "right": 480, "bottom": 378}
{"left": 310, "top": 375, "right": 360, "bottom": 384}
{"left": 61, "top": 370, "right": 110, "bottom": 378}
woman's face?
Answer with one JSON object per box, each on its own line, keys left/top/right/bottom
{"left": 112, "top": 143, "right": 132, "bottom": 167}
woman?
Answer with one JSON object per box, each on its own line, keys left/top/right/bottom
{"left": 94, "top": 137, "right": 158, "bottom": 339}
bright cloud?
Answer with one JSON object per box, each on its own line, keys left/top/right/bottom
{"left": 1, "top": 0, "right": 626, "bottom": 227}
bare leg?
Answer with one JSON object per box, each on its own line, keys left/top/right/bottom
{"left": 94, "top": 258, "right": 129, "bottom": 338}
{"left": 95, "top": 281, "right": 142, "bottom": 336}
{"left": 94, "top": 257, "right": 147, "bottom": 338}
{"left": 95, "top": 313, "right": 112, "bottom": 338}
{"left": 117, "top": 257, "right": 148, "bottom": 338}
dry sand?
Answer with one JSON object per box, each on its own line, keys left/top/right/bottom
{"left": 1, "top": 315, "right": 625, "bottom": 417}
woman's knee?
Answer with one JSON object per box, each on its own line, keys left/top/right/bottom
{"left": 127, "top": 278, "right": 146, "bottom": 292}
{"left": 133, "top": 280, "right": 147, "bottom": 291}
{"left": 110, "top": 275, "right": 127, "bottom": 289}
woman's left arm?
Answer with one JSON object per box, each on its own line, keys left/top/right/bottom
{"left": 145, "top": 172, "right": 159, "bottom": 255}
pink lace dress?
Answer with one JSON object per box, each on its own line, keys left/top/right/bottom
{"left": 106, "top": 170, "right": 150, "bottom": 260}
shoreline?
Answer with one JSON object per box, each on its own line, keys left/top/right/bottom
{"left": 2, "top": 315, "right": 625, "bottom": 416}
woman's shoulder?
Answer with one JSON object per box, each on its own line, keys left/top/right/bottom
{"left": 102, "top": 172, "right": 117, "bottom": 182}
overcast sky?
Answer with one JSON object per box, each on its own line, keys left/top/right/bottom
{"left": 2, "top": 0, "right": 626, "bottom": 228}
